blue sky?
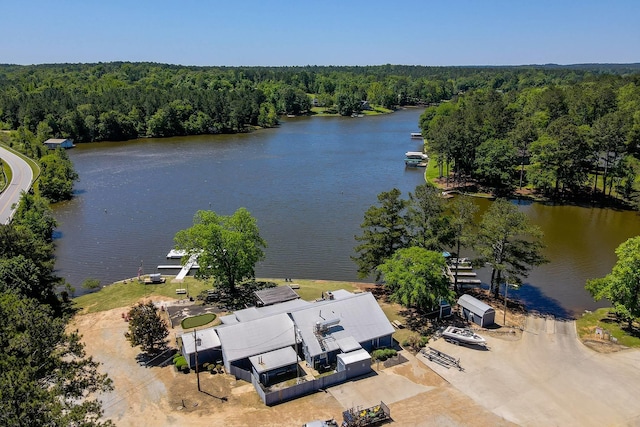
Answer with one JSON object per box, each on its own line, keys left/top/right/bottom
{"left": 2, "top": 0, "right": 638, "bottom": 66}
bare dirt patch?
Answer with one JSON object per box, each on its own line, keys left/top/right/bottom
{"left": 581, "top": 339, "right": 627, "bottom": 354}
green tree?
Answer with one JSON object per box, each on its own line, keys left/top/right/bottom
{"left": 591, "top": 112, "right": 629, "bottom": 197}
{"left": 38, "top": 148, "right": 79, "bottom": 202}
{"left": 473, "top": 138, "right": 518, "bottom": 189}
{"left": 0, "top": 224, "right": 60, "bottom": 305}
{"left": 405, "top": 183, "right": 452, "bottom": 250}
{"left": 174, "top": 208, "right": 267, "bottom": 294}
{"left": 0, "top": 292, "right": 113, "bottom": 426}
{"left": 377, "top": 247, "right": 453, "bottom": 311}
{"left": 13, "top": 191, "right": 57, "bottom": 242}
{"left": 124, "top": 301, "right": 169, "bottom": 354}
{"left": 474, "top": 199, "right": 547, "bottom": 298}
{"left": 586, "top": 236, "right": 640, "bottom": 328}
{"left": 352, "top": 189, "right": 407, "bottom": 280}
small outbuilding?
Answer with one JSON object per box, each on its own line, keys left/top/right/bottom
{"left": 180, "top": 327, "right": 221, "bottom": 369}
{"left": 43, "top": 138, "right": 74, "bottom": 149}
{"left": 457, "top": 294, "right": 495, "bottom": 327}
{"left": 336, "top": 348, "right": 371, "bottom": 378}
{"left": 254, "top": 285, "right": 300, "bottom": 307}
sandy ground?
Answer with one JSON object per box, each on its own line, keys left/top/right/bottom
{"left": 70, "top": 297, "right": 515, "bottom": 427}
{"left": 425, "top": 315, "right": 640, "bottom": 426}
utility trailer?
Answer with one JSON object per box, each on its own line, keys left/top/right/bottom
{"left": 421, "top": 346, "right": 464, "bottom": 371}
{"left": 342, "top": 401, "right": 390, "bottom": 426}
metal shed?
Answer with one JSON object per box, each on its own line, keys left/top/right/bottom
{"left": 336, "top": 348, "right": 371, "bottom": 378}
{"left": 457, "top": 294, "right": 495, "bottom": 327}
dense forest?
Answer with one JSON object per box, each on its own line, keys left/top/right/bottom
{"left": 0, "top": 191, "right": 113, "bottom": 426}
{"left": 1, "top": 62, "right": 638, "bottom": 147}
{"left": 419, "top": 71, "right": 640, "bottom": 205}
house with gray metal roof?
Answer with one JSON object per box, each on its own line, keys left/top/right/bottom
{"left": 290, "top": 292, "right": 394, "bottom": 370}
{"left": 181, "top": 289, "right": 394, "bottom": 404}
{"left": 216, "top": 312, "right": 296, "bottom": 372}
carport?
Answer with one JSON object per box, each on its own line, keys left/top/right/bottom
{"left": 457, "top": 294, "right": 495, "bottom": 327}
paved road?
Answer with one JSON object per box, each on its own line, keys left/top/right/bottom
{"left": 422, "top": 316, "right": 640, "bottom": 426}
{"left": 0, "top": 146, "right": 33, "bottom": 224}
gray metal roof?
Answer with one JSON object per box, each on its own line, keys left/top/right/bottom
{"left": 290, "top": 292, "right": 394, "bottom": 358}
{"left": 219, "top": 314, "right": 239, "bottom": 324}
{"left": 336, "top": 336, "right": 362, "bottom": 353}
{"left": 180, "top": 327, "right": 221, "bottom": 355}
{"left": 249, "top": 346, "right": 299, "bottom": 374}
{"left": 325, "top": 289, "right": 355, "bottom": 300}
{"left": 458, "top": 294, "right": 495, "bottom": 315}
{"left": 233, "top": 299, "right": 310, "bottom": 323}
{"left": 254, "top": 285, "right": 300, "bottom": 306}
{"left": 216, "top": 313, "right": 295, "bottom": 363}
{"left": 337, "top": 348, "right": 371, "bottom": 365}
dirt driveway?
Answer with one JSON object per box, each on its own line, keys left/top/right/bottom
{"left": 71, "top": 298, "right": 514, "bottom": 427}
{"left": 424, "top": 315, "right": 640, "bottom": 426}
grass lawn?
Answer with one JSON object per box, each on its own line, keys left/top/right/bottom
{"left": 73, "top": 276, "right": 212, "bottom": 313}
{"left": 576, "top": 308, "right": 640, "bottom": 348}
{"left": 73, "top": 276, "right": 363, "bottom": 314}
{"left": 181, "top": 313, "right": 217, "bottom": 329}
{"left": 265, "top": 278, "right": 360, "bottom": 301}
{"left": 379, "top": 302, "right": 424, "bottom": 346}
{"left": 424, "top": 156, "right": 440, "bottom": 183}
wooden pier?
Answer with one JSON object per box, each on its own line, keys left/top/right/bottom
{"left": 446, "top": 263, "right": 481, "bottom": 287}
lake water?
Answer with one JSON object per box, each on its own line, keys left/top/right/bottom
{"left": 52, "top": 108, "right": 640, "bottom": 317}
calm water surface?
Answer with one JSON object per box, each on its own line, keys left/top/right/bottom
{"left": 52, "top": 108, "right": 640, "bottom": 317}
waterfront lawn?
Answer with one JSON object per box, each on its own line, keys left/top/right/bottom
{"left": 73, "top": 277, "right": 362, "bottom": 314}
{"left": 73, "top": 276, "right": 210, "bottom": 314}
{"left": 265, "top": 278, "right": 359, "bottom": 301}
{"left": 576, "top": 308, "right": 640, "bottom": 348}
{"left": 424, "top": 155, "right": 440, "bottom": 182}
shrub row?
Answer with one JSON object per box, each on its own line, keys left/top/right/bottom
{"left": 371, "top": 348, "right": 397, "bottom": 361}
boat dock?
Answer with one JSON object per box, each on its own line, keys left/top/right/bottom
{"left": 405, "top": 151, "right": 428, "bottom": 167}
{"left": 446, "top": 259, "right": 481, "bottom": 287}
{"left": 158, "top": 250, "right": 200, "bottom": 280}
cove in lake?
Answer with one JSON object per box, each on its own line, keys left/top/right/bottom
{"left": 52, "top": 108, "right": 640, "bottom": 317}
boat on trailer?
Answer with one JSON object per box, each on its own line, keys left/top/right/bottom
{"left": 442, "top": 326, "right": 486, "bottom": 346}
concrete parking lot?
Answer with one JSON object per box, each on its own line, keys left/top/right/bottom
{"left": 422, "top": 316, "right": 640, "bottom": 426}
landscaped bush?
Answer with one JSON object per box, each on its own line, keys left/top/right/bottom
{"left": 174, "top": 355, "right": 188, "bottom": 371}
{"left": 371, "top": 348, "right": 397, "bottom": 361}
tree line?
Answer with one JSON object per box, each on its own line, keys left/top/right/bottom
{"left": 0, "top": 191, "right": 113, "bottom": 426}
{"left": 420, "top": 73, "right": 640, "bottom": 205}
{"left": 1, "top": 62, "right": 635, "bottom": 145}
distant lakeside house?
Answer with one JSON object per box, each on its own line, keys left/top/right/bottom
{"left": 43, "top": 138, "right": 74, "bottom": 149}
{"left": 178, "top": 288, "right": 394, "bottom": 405}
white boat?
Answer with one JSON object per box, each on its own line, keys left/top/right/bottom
{"left": 410, "top": 132, "right": 423, "bottom": 139}
{"left": 442, "top": 326, "right": 486, "bottom": 346}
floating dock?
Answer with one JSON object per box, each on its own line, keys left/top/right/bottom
{"left": 159, "top": 250, "right": 200, "bottom": 280}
